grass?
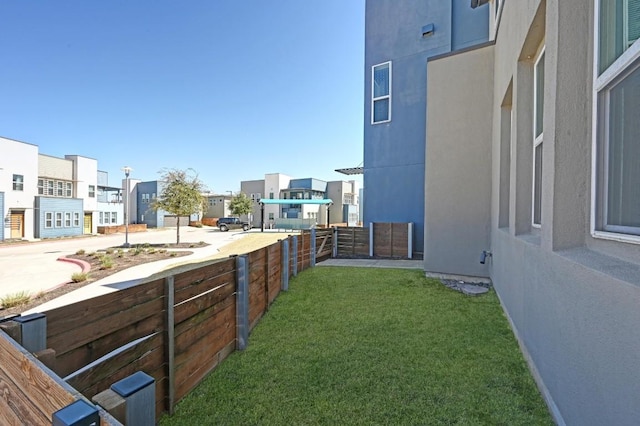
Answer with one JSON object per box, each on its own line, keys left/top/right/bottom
{"left": 71, "top": 272, "right": 89, "bottom": 282}
{"left": 0, "top": 291, "right": 31, "bottom": 309}
{"left": 161, "top": 267, "right": 552, "bottom": 425}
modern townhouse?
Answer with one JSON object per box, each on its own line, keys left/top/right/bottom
{"left": 416, "top": 0, "right": 640, "bottom": 424}
{"left": 363, "top": 0, "right": 489, "bottom": 256}
{"left": 0, "top": 136, "right": 119, "bottom": 241}
{"left": 240, "top": 173, "right": 360, "bottom": 229}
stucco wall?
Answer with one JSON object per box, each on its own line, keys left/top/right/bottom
{"left": 486, "top": 0, "right": 640, "bottom": 424}
{"left": 425, "top": 44, "right": 494, "bottom": 278}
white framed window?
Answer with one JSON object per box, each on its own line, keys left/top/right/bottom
{"left": 112, "top": 212, "right": 117, "bottom": 224}
{"left": 532, "top": 47, "right": 545, "bottom": 228}
{"left": 593, "top": 0, "right": 640, "bottom": 240}
{"left": 88, "top": 185, "right": 95, "bottom": 197}
{"left": 372, "top": 61, "right": 392, "bottom": 124}
{"left": 12, "top": 174, "right": 24, "bottom": 191}
{"left": 45, "top": 212, "right": 53, "bottom": 228}
{"left": 99, "top": 212, "right": 104, "bottom": 224}
{"left": 38, "top": 179, "right": 44, "bottom": 195}
{"left": 47, "top": 180, "right": 54, "bottom": 196}
{"left": 64, "top": 212, "right": 71, "bottom": 227}
{"left": 104, "top": 212, "right": 111, "bottom": 224}
{"left": 74, "top": 212, "right": 80, "bottom": 227}
{"left": 66, "top": 182, "right": 72, "bottom": 197}
{"left": 57, "top": 181, "right": 64, "bottom": 197}
{"left": 55, "top": 212, "right": 63, "bottom": 227}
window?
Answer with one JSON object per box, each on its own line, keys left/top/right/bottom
{"left": 45, "top": 212, "right": 53, "bottom": 228}
{"left": 104, "top": 212, "right": 110, "bottom": 224}
{"left": 99, "top": 212, "right": 104, "bottom": 224}
{"left": 55, "top": 212, "right": 63, "bottom": 227}
{"left": 268, "top": 213, "right": 274, "bottom": 220}
{"left": 74, "top": 212, "right": 80, "bottom": 227}
{"left": 66, "top": 182, "right": 72, "bottom": 197}
{"left": 12, "top": 174, "right": 24, "bottom": 191}
{"left": 532, "top": 48, "right": 545, "bottom": 227}
{"left": 269, "top": 192, "right": 274, "bottom": 199}
{"left": 47, "top": 180, "right": 54, "bottom": 196}
{"left": 111, "top": 212, "right": 117, "bottom": 223}
{"left": 372, "top": 62, "right": 391, "bottom": 123}
{"left": 38, "top": 179, "right": 44, "bottom": 195}
{"left": 65, "top": 212, "right": 71, "bottom": 227}
{"left": 88, "top": 185, "right": 95, "bottom": 198}
{"left": 594, "top": 0, "right": 640, "bottom": 237}
{"left": 57, "top": 181, "right": 64, "bottom": 197}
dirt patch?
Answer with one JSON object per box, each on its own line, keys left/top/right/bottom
{"left": 0, "top": 242, "right": 207, "bottom": 318}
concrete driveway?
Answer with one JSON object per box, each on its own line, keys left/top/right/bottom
{"left": 0, "top": 226, "right": 246, "bottom": 302}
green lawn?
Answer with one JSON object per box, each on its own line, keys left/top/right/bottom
{"left": 161, "top": 267, "right": 552, "bottom": 425}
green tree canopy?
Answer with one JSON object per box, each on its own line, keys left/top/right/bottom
{"left": 229, "top": 192, "right": 253, "bottom": 217}
{"left": 152, "top": 168, "right": 206, "bottom": 244}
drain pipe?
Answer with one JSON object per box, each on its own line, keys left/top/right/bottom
{"left": 479, "top": 250, "right": 492, "bottom": 264}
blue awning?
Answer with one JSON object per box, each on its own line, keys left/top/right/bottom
{"left": 259, "top": 199, "right": 333, "bottom": 205}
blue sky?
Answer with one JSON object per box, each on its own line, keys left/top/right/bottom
{"left": 0, "top": 1, "right": 365, "bottom": 193}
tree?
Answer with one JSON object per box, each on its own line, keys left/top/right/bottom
{"left": 152, "top": 168, "right": 206, "bottom": 244}
{"left": 229, "top": 192, "right": 253, "bottom": 218}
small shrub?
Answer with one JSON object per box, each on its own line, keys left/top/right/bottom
{"left": 75, "top": 249, "right": 86, "bottom": 255}
{"left": 143, "top": 243, "right": 150, "bottom": 249}
{"left": 132, "top": 248, "right": 143, "bottom": 256}
{"left": 1, "top": 291, "right": 31, "bottom": 309}
{"left": 170, "top": 252, "right": 178, "bottom": 257}
{"left": 148, "top": 248, "right": 157, "bottom": 254}
{"left": 105, "top": 248, "right": 114, "bottom": 254}
{"left": 87, "top": 252, "right": 97, "bottom": 257}
{"left": 71, "top": 272, "right": 89, "bottom": 282}
{"left": 100, "top": 255, "right": 114, "bottom": 269}
{"left": 199, "top": 241, "right": 205, "bottom": 245}
{"left": 159, "top": 249, "right": 167, "bottom": 254}
{"left": 189, "top": 244, "right": 195, "bottom": 248}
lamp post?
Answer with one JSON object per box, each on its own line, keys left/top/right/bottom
{"left": 122, "top": 166, "right": 133, "bottom": 248}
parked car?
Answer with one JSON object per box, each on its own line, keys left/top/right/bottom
{"left": 216, "top": 217, "right": 250, "bottom": 232}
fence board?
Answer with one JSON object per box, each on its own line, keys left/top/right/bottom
{"left": 67, "top": 332, "right": 164, "bottom": 394}
{"left": 48, "top": 295, "right": 165, "bottom": 361}
{"left": 174, "top": 281, "right": 235, "bottom": 325}
{"left": 173, "top": 258, "right": 236, "bottom": 304}
{"left": 0, "top": 332, "right": 76, "bottom": 424}
{"left": 55, "top": 310, "right": 165, "bottom": 378}
{"left": 174, "top": 296, "right": 235, "bottom": 354}
{"left": 44, "top": 279, "right": 164, "bottom": 338}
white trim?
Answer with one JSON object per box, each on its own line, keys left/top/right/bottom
{"left": 591, "top": 229, "right": 640, "bottom": 245}
{"left": 491, "top": 0, "right": 505, "bottom": 41}
{"left": 531, "top": 47, "right": 545, "bottom": 228}
{"left": 371, "top": 61, "right": 392, "bottom": 124}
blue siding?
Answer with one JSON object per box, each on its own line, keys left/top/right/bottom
{"left": 136, "top": 181, "right": 165, "bottom": 228}
{"left": 363, "top": 0, "right": 488, "bottom": 253}
{"left": 289, "top": 178, "right": 326, "bottom": 192}
{"left": 0, "top": 192, "right": 4, "bottom": 241}
{"left": 35, "top": 197, "right": 84, "bottom": 239}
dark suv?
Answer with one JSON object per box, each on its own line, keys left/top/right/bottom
{"left": 216, "top": 217, "right": 250, "bottom": 232}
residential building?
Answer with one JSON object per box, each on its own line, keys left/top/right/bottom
{"left": 96, "top": 170, "right": 124, "bottom": 230}
{"left": 0, "top": 136, "right": 117, "bottom": 240}
{"left": 421, "top": 0, "right": 640, "bottom": 424}
{"left": 202, "top": 193, "right": 234, "bottom": 220}
{"left": 363, "top": 0, "right": 490, "bottom": 255}
{"left": 240, "top": 173, "right": 360, "bottom": 228}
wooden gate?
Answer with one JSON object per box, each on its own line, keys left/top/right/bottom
{"left": 9, "top": 211, "right": 23, "bottom": 239}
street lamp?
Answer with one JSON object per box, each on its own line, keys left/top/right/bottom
{"left": 122, "top": 166, "right": 133, "bottom": 248}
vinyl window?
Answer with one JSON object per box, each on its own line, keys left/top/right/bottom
{"left": 88, "top": 185, "right": 95, "bottom": 198}
{"left": 45, "top": 212, "right": 53, "bottom": 228}
{"left": 65, "top": 212, "right": 72, "bottom": 227}
{"left": 372, "top": 62, "right": 391, "bottom": 124}
{"left": 12, "top": 174, "right": 24, "bottom": 191}
{"left": 55, "top": 212, "right": 63, "bottom": 227}
{"left": 594, "top": 0, "right": 640, "bottom": 238}
{"left": 74, "top": 212, "right": 80, "bottom": 227}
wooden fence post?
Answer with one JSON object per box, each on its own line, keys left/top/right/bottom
{"left": 292, "top": 235, "right": 298, "bottom": 276}
{"left": 235, "top": 255, "right": 249, "bottom": 351}
{"left": 165, "top": 275, "right": 175, "bottom": 414}
{"left": 281, "top": 239, "right": 289, "bottom": 291}
{"left": 52, "top": 399, "right": 100, "bottom": 426}
{"left": 311, "top": 228, "right": 317, "bottom": 267}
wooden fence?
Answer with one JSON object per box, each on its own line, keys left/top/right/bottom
{"left": 335, "top": 223, "right": 413, "bottom": 259}
{"left": 1, "top": 229, "right": 330, "bottom": 421}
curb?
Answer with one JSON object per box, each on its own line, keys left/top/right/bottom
{"left": 42, "top": 257, "right": 93, "bottom": 293}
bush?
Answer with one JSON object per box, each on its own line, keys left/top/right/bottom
{"left": 1, "top": 291, "right": 31, "bottom": 309}
{"left": 75, "top": 249, "right": 86, "bottom": 255}
{"left": 71, "top": 272, "right": 89, "bottom": 282}
{"left": 105, "top": 248, "right": 114, "bottom": 254}
{"left": 100, "top": 255, "right": 114, "bottom": 269}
